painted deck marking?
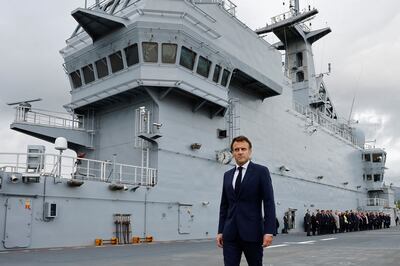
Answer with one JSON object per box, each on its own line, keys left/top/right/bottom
{"left": 297, "top": 240, "right": 316, "bottom": 244}
{"left": 320, "top": 238, "right": 337, "bottom": 241}
{"left": 266, "top": 244, "right": 288, "bottom": 249}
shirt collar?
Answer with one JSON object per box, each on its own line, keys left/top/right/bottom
{"left": 236, "top": 160, "right": 250, "bottom": 170}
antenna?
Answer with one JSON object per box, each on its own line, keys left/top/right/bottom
{"left": 7, "top": 98, "right": 42, "bottom": 107}
{"left": 348, "top": 95, "right": 356, "bottom": 124}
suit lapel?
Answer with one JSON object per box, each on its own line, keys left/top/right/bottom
{"left": 227, "top": 167, "right": 236, "bottom": 196}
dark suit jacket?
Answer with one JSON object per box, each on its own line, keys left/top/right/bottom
{"left": 218, "top": 161, "right": 276, "bottom": 242}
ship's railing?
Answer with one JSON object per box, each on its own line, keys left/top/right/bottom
{"left": 364, "top": 143, "right": 376, "bottom": 149}
{"left": 365, "top": 181, "right": 384, "bottom": 191}
{"left": 87, "top": 0, "right": 140, "bottom": 13}
{"left": 269, "top": 8, "right": 313, "bottom": 31}
{"left": 293, "top": 102, "right": 359, "bottom": 146}
{"left": 271, "top": 10, "right": 295, "bottom": 24}
{"left": 192, "top": 0, "right": 237, "bottom": 16}
{"left": 0, "top": 153, "right": 157, "bottom": 186}
{"left": 298, "top": 22, "right": 311, "bottom": 32}
{"left": 87, "top": 0, "right": 109, "bottom": 9}
{"left": 13, "top": 106, "right": 85, "bottom": 130}
{"left": 365, "top": 198, "right": 389, "bottom": 208}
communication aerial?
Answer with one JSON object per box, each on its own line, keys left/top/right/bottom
{"left": 6, "top": 98, "right": 42, "bottom": 108}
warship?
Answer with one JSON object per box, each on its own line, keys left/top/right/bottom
{"left": 0, "top": 0, "right": 397, "bottom": 250}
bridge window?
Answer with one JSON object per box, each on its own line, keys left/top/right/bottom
{"left": 142, "top": 42, "right": 158, "bottom": 63}
{"left": 180, "top": 46, "right": 196, "bottom": 70}
{"left": 364, "top": 154, "right": 371, "bottom": 162}
{"left": 213, "top": 64, "right": 221, "bottom": 83}
{"left": 125, "top": 43, "right": 139, "bottom": 66}
{"left": 95, "top": 58, "right": 109, "bottom": 78}
{"left": 372, "top": 153, "right": 382, "bottom": 163}
{"left": 373, "top": 174, "right": 381, "bottom": 182}
{"left": 196, "top": 56, "right": 211, "bottom": 78}
{"left": 221, "top": 69, "right": 230, "bottom": 87}
{"left": 296, "top": 52, "right": 303, "bottom": 67}
{"left": 162, "top": 43, "right": 177, "bottom": 64}
{"left": 366, "top": 174, "right": 372, "bottom": 181}
{"left": 82, "top": 64, "right": 95, "bottom": 84}
{"left": 70, "top": 70, "right": 82, "bottom": 89}
{"left": 109, "top": 51, "right": 124, "bottom": 73}
{"left": 296, "top": 71, "right": 304, "bottom": 82}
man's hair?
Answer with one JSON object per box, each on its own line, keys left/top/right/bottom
{"left": 230, "top": 135, "right": 252, "bottom": 151}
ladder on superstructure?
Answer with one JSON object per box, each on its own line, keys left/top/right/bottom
{"left": 135, "top": 107, "right": 150, "bottom": 184}
{"left": 227, "top": 98, "right": 240, "bottom": 144}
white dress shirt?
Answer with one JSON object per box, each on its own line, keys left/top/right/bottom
{"left": 232, "top": 160, "right": 250, "bottom": 189}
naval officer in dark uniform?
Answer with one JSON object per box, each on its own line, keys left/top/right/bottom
{"left": 217, "top": 136, "right": 276, "bottom": 266}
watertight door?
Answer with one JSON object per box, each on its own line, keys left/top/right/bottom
{"left": 178, "top": 204, "right": 193, "bottom": 234}
{"left": 3, "top": 198, "right": 33, "bottom": 248}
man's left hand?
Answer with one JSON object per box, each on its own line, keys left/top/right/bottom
{"left": 262, "top": 234, "right": 273, "bottom": 248}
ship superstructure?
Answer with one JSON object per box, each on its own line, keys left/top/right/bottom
{"left": 0, "top": 0, "right": 396, "bottom": 250}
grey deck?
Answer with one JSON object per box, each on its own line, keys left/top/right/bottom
{"left": 1, "top": 226, "right": 399, "bottom": 266}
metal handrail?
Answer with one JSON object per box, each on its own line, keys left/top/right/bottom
{"left": 366, "top": 198, "right": 388, "bottom": 208}
{"left": 271, "top": 10, "right": 295, "bottom": 24}
{"left": 13, "top": 106, "right": 85, "bottom": 130}
{"left": 293, "top": 102, "right": 357, "bottom": 146}
{"left": 0, "top": 152, "right": 158, "bottom": 186}
{"left": 88, "top": 0, "right": 141, "bottom": 12}
{"left": 192, "top": 0, "right": 237, "bottom": 16}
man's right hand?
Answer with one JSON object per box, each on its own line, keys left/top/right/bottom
{"left": 216, "top": 234, "right": 223, "bottom": 248}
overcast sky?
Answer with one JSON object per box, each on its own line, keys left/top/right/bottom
{"left": 0, "top": 0, "right": 399, "bottom": 185}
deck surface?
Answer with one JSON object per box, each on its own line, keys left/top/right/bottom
{"left": 1, "top": 226, "right": 400, "bottom": 265}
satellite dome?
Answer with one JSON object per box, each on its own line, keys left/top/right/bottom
{"left": 55, "top": 137, "right": 68, "bottom": 151}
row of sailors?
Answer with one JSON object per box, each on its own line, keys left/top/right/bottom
{"left": 303, "top": 209, "right": 391, "bottom": 236}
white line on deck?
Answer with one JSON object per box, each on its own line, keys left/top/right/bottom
{"left": 320, "top": 238, "right": 337, "bottom": 241}
{"left": 284, "top": 241, "right": 316, "bottom": 245}
{"left": 72, "top": 247, "right": 86, "bottom": 249}
{"left": 266, "top": 244, "right": 288, "bottom": 249}
{"left": 296, "top": 241, "right": 316, "bottom": 244}
{"left": 0, "top": 251, "right": 10, "bottom": 254}
{"left": 48, "top": 248, "right": 63, "bottom": 251}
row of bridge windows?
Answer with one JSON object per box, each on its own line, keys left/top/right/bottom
{"left": 363, "top": 174, "right": 382, "bottom": 182}
{"left": 69, "top": 42, "right": 231, "bottom": 89}
{"left": 363, "top": 153, "right": 385, "bottom": 163}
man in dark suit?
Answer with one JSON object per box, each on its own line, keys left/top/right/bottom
{"left": 304, "top": 210, "right": 311, "bottom": 236}
{"left": 217, "top": 136, "right": 276, "bottom": 266}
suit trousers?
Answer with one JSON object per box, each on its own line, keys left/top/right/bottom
{"left": 223, "top": 236, "right": 263, "bottom": 266}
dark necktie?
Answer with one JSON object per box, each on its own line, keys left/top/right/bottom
{"left": 235, "top": 166, "right": 243, "bottom": 195}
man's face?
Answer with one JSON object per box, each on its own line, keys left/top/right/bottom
{"left": 232, "top": 141, "right": 251, "bottom": 166}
